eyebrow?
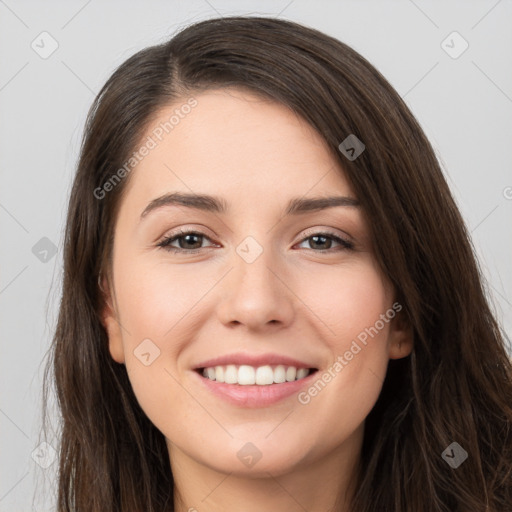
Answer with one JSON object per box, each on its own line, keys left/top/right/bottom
{"left": 139, "top": 192, "right": 360, "bottom": 220}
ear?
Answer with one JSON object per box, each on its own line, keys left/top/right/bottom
{"left": 99, "top": 274, "right": 125, "bottom": 364}
{"left": 387, "top": 307, "right": 413, "bottom": 360}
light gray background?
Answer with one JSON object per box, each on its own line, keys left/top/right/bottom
{"left": 1, "top": 1, "right": 511, "bottom": 510}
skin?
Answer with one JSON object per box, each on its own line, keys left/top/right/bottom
{"left": 101, "top": 88, "right": 413, "bottom": 512}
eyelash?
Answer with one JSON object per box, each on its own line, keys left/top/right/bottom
{"left": 156, "top": 229, "right": 354, "bottom": 254}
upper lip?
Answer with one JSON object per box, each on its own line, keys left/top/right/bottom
{"left": 193, "top": 352, "right": 317, "bottom": 370}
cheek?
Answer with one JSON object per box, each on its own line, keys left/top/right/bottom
{"left": 295, "top": 257, "right": 391, "bottom": 346}
{"left": 114, "top": 258, "right": 209, "bottom": 343}
{"left": 112, "top": 269, "right": 195, "bottom": 434}
{"left": 294, "top": 260, "right": 392, "bottom": 428}
{"left": 111, "top": 259, "right": 216, "bottom": 425}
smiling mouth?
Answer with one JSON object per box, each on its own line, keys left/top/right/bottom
{"left": 195, "top": 364, "right": 318, "bottom": 386}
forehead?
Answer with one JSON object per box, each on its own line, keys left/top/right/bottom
{"left": 122, "top": 88, "right": 353, "bottom": 210}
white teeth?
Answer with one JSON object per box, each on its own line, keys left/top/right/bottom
{"left": 296, "top": 368, "right": 309, "bottom": 380}
{"left": 201, "top": 364, "right": 312, "bottom": 385}
{"left": 255, "top": 365, "right": 274, "bottom": 385}
{"left": 215, "top": 365, "right": 225, "bottom": 383}
{"left": 274, "top": 365, "right": 286, "bottom": 383}
{"left": 224, "top": 365, "right": 238, "bottom": 384}
{"left": 238, "top": 365, "right": 255, "bottom": 385}
{"left": 285, "top": 366, "right": 296, "bottom": 382}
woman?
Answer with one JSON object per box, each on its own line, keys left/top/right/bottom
{"left": 44, "top": 16, "right": 512, "bottom": 511}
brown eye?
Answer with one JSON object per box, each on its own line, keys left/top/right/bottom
{"left": 174, "top": 233, "right": 204, "bottom": 250}
{"left": 296, "top": 232, "right": 353, "bottom": 252}
{"left": 157, "top": 230, "right": 215, "bottom": 253}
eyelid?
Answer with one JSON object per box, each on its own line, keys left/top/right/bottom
{"left": 297, "top": 226, "right": 353, "bottom": 244}
{"left": 157, "top": 224, "right": 216, "bottom": 242}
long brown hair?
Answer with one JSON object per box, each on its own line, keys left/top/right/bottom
{"left": 43, "top": 16, "right": 512, "bottom": 511}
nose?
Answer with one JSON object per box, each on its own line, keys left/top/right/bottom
{"left": 216, "top": 244, "right": 295, "bottom": 331}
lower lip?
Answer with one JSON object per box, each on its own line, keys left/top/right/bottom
{"left": 193, "top": 369, "right": 318, "bottom": 408}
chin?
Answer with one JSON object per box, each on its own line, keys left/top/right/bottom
{"left": 215, "top": 436, "right": 310, "bottom": 477}
{"left": 210, "top": 451, "right": 305, "bottom": 478}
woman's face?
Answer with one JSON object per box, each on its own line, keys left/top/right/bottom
{"left": 102, "top": 88, "right": 412, "bottom": 477}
